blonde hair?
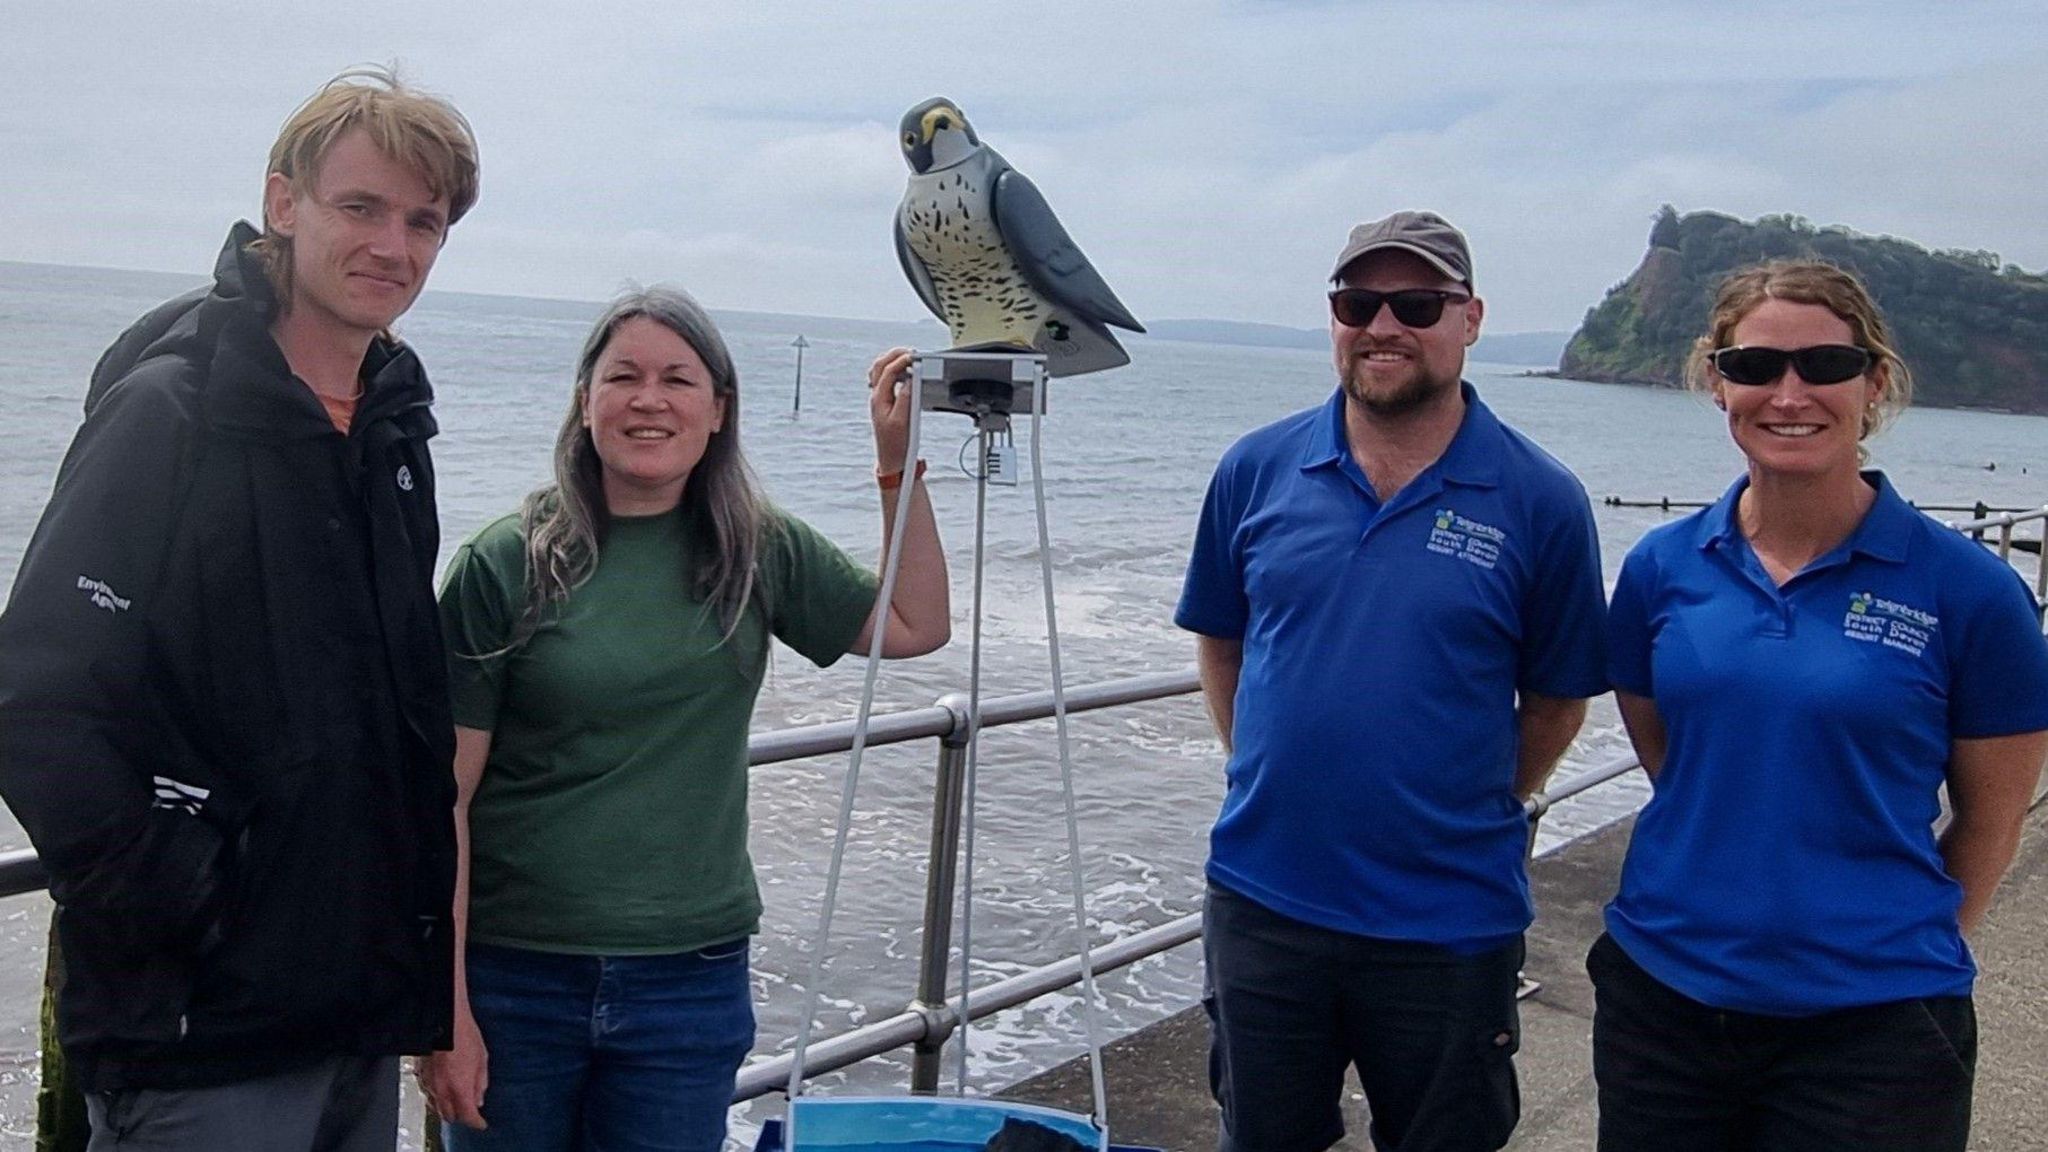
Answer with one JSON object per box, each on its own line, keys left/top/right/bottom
{"left": 252, "top": 65, "right": 480, "bottom": 302}
{"left": 1686, "top": 260, "right": 1913, "bottom": 439}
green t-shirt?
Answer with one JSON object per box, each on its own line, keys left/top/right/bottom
{"left": 439, "top": 507, "right": 879, "bottom": 954}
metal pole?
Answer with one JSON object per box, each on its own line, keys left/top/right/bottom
{"left": 910, "top": 701, "right": 972, "bottom": 1092}
{"left": 791, "top": 334, "right": 808, "bottom": 415}
{"left": 733, "top": 912, "right": 1207, "bottom": 1103}
{"left": 2035, "top": 527, "right": 2047, "bottom": 619}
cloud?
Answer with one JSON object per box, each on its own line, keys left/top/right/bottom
{"left": 1, "top": 1, "right": 2042, "bottom": 331}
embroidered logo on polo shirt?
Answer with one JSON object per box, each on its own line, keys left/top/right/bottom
{"left": 1844, "top": 590, "right": 1937, "bottom": 656}
{"left": 396, "top": 465, "right": 414, "bottom": 492}
{"left": 1426, "top": 508, "right": 1506, "bottom": 570}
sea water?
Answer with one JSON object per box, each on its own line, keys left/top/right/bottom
{"left": 6, "top": 261, "right": 2048, "bottom": 1147}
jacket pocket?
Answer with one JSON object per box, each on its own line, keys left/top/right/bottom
{"left": 92, "top": 1087, "right": 150, "bottom": 1140}
{"left": 182, "top": 773, "right": 369, "bottom": 1048}
{"left": 54, "top": 903, "right": 195, "bottom": 1048}
{"left": 1470, "top": 1013, "right": 1522, "bottom": 1148}
{"left": 61, "top": 803, "right": 233, "bottom": 961}
{"left": 1909, "top": 997, "right": 1977, "bottom": 1076}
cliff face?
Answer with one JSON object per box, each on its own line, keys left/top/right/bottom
{"left": 1561, "top": 208, "right": 2048, "bottom": 413}
{"left": 982, "top": 1117, "right": 1092, "bottom": 1152}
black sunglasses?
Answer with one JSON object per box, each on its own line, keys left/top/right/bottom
{"left": 1709, "top": 344, "right": 1873, "bottom": 386}
{"left": 1328, "top": 288, "right": 1470, "bottom": 330}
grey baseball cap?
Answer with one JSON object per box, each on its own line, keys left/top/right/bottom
{"left": 1330, "top": 211, "right": 1473, "bottom": 287}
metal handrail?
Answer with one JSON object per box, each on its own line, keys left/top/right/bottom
{"left": 1946, "top": 507, "right": 2048, "bottom": 614}
{"left": 723, "top": 501, "right": 2048, "bottom": 1098}
{"left": 2, "top": 509, "right": 2036, "bottom": 1125}
{"left": 1610, "top": 497, "right": 2044, "bottom": 515}
{"left": 1607, "top": 504, "right": 2048, "bottom": 618}
{"left": 0, "top": 847, "right": 42, "bottom": 900}
{"left": 1946, "top": 505, "right": 2048, "bottom": 534}
{"left": 0, "top": 665, "right": 1649, "bottom": 1104}
{"left": 0, "top": 669, "right": 1203, "bottom": 902}
{"left": 732, "top": 746, "right": 1646, "bottom": 1103}
{"left": 744, "top": 667, "right": 1202, "bottom": 768}
{"left": 8, "top": 503, "right": 2038, "bottom": 1096}
{"left": 1525, "top": 753, "right": 1642, "bottom": 824}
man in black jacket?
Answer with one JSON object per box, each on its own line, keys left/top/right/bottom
{"left": 0, "top": 66, "right": 479, "bottom": 1151}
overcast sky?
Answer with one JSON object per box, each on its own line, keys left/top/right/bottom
{"left": 5, "top": 1, "right": 2043, "bottom": 334}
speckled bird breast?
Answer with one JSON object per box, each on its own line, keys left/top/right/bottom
{"left": 901, "top": 165, "right": 1048, "bottom": 346}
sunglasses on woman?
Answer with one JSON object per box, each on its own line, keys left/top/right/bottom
{"left": 1709, "top": 344, "right": 1873, "bottom": 386}
{"left": 1328, "top": 288, "right": 1470, "bottom": 330}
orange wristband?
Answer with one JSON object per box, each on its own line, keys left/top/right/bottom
{"left": 877, "top": 458, "right": 927, "bottom": 490}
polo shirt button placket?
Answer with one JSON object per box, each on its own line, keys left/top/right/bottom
{"left": 1755, "top": 583, "right": 1793, "bottom": 641}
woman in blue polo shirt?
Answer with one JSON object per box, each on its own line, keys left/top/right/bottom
{"left": 1593, "top": 261, "right": 2048, "bottom": 1152}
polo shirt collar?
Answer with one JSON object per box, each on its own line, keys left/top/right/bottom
{"left": 1696, "top": 470, "right": 1914, "bottom": 565}
{"left": 1301, "top": 381, "right": 1505, "bottom": 488}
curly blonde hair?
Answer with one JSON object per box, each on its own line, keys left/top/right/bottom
{"left": 1686, "top": 260, "right": 1913, "bottom": 439}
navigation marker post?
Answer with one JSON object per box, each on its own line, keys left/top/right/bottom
{"left": 791, "top": 334, "right": 809, "bottom": 415}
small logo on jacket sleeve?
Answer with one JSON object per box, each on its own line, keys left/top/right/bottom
{"left": 151, "top": 775, "right": 211, "bottom": 816}
{"left": 396, "top": 465, "right": 414, "bottom": 492}
{"left": 76, "top": 575, "right": 131, "bottom": 613}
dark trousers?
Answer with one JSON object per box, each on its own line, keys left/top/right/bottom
{"left": 83, "top": 1055, "right": 399, "bottom": 1152}
{"left": 1587, "top": 932, "right": 1975, "bottom": 1152}
{"left": 1202, "top": 883, "right": 1522, "bottom": 1152}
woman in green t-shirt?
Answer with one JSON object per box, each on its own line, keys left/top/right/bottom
{"left": 421, "top": 287, "right": 950, "bottom": 1151}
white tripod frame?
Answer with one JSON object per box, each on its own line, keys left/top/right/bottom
{"left": 783, "top": 348, "right": 1112, "bottom": 1152}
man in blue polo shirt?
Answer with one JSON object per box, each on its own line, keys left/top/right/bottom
{"left": 1177, "top": 211, "right": 1606, "bottom": 1152}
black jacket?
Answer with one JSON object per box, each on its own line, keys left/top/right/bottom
{"left": 0, "top": 224, "right": 457, "bottom": 1090}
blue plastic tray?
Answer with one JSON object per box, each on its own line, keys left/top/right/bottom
{"left": 757, "top": 1098, "right": 1171, "bottom": 1147}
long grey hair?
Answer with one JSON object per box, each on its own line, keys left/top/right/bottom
{"left": 507, "top": 286, "right": 769, "bottom": 649}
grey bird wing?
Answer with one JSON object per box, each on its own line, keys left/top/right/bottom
{"left": 990, "top": 164, "right": 1144, "bottom": 334}
{"left": 892, "top": 211, "right": 945, "bottom": 321}
{"left": 1034, "top": 313, "right": 1132, "bottom": 377}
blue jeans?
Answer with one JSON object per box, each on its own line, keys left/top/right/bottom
{"left": 444, "top": 939, "right": 756, "bottom": 1152}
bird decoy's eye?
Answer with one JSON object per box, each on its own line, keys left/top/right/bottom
{"left": 935, "top": 116, "right": 952, "bottom": 130}
{"left": 903, "top": 132, "right": 917, "bottom": 148}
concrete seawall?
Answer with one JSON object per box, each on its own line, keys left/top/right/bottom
{"left": 1000, "top": 801, "right": 2048, "bottom": 1151}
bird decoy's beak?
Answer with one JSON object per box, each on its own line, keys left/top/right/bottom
{"left": 920, "top": 105, "right": 963, "bottom": 143}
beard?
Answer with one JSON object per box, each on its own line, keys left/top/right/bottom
{"left": 1341, "top": 356, "right": 1458, "bottom": 418}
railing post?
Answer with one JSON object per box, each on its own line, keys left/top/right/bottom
{"left": 35, "top": 926, "right": 87, "bottom": 1152}
{"left": 909, "top": 694, "right": 972, "bottom": 1093}
{"left": 1519, "top": 803, "right": 1542, "bottom": 1000}
{"left": 2035, "top": 521, "right": 2047, "bottom": 625}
